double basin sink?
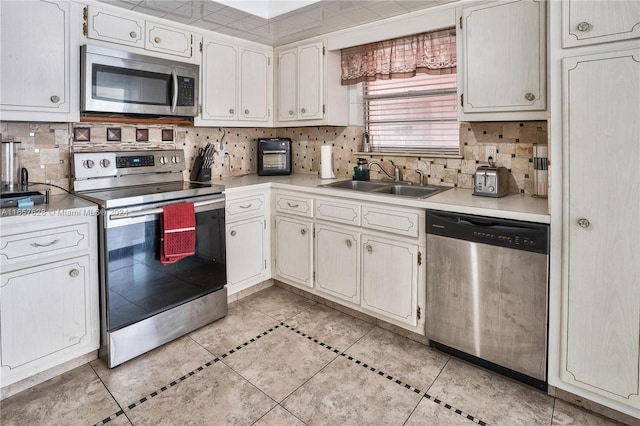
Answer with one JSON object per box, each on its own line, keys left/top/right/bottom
{"left": 320, "top": 180, "right": 449, "bottom": 199}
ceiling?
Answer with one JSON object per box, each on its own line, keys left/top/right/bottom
{"left": 97, "top": 0, "right": 457, "bottom": 46}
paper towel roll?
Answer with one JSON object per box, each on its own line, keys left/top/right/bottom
{"left": 320, "top": 145, "right": 336, "bottom": 179}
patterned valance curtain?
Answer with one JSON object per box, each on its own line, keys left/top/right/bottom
{"left": 340, "top": 28, "right": 456, "bottom": 85}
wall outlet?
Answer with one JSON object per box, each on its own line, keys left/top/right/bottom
{"left": 485, "top": 145, "right": 497, "bottom": 163}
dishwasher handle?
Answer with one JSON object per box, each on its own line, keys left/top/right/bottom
{"left": 426, "top": 210, "right": 549, "bottom": 254}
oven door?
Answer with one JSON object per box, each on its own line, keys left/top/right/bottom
{"left": 101, "top": 197, "right": 225, "bottom": 333}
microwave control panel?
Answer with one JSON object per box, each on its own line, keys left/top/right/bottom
{"left": 177, "top": 76, "right": 195, "bottom": 106}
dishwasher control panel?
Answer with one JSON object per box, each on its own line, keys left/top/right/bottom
{"left": 426, "top": 210, "right": 549, "bottom": 254}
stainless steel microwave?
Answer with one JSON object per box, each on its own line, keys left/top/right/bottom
{"left": 81, "top": 45, "right": 199, "bottom": 117}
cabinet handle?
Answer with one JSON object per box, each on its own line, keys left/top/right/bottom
{"left": 69, "top": 268, "right": 80, "bottom": 278}
{"left": 576, "top": 22, "right": 593, "bottom": 32}
{"left": 287, "top": 202, "right": 299, "bottom": 208}
{"left": 154, "top": 36, "right": 161, "bottom": 43}
{"left": 244, "top": 109, "right": 250, "bottom": 115}
{"left": 300, "top": 228, "right": 306, "bottom": 235}
{"left": 300, "top": 108, "right": 306, "bottom": 114}
{"left": 230, "top": 230, "right": 237, "bottom": 236}
{"left": 31, "top": 239, "right": 60, "bottom": 248}
{"left": 239, "top": 204, "right": 252, "bottom": 209}
{"left": 366, "top": 244, "right": 373, "bottom": 253}
{"left": 130, "top": 31, "right": 137, "bottom": 39}
{"left": 288, "top": 110, "right": 294, "bottom": 116}
{"left": 577, "top": 218, "right": 591, "bottom": 228}
{"left": 525, "top": 93, "right": 535, "bottom": 101}
{"left": 50, "top": 95, "right": 60, "bottom": 103}
{"left": 229, "top": 108, "right": 235, "bottom": 115}
{"left": 345, "top": 239, "right": 352, "bottom": 248}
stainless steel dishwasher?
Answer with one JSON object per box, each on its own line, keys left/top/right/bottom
{"left": 426, "top": 210, "right": 549, "bottom": 390}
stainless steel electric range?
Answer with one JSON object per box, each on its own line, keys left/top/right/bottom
{"left": 73, "top": 149, "right": 227, "bottom": 368}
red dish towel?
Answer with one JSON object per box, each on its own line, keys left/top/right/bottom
{"left": 160, "top": 202, "right": 196, "bottom": 265}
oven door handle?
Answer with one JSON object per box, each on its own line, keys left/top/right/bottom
{"left": 109, "top": 198, "right": 225, "bottom": 220}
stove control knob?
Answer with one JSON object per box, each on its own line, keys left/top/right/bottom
{"left": 171, "top": 156, "right": 180, "bottom": 164}
{"left": 159, "top": 156, "right": 168, "bottom": 165}
{"left": 83, "top": 159, "right": 95, "bottom": 169}
{"left": 99, "top": 159, "right": 111, "bottom": 168}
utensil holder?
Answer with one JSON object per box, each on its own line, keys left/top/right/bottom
{"left": 189, "top": 156, "right": 211, "bottom": 182}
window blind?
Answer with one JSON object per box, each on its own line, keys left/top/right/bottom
{"left": 364, "top": 72, "right": 460, "bottom": 154}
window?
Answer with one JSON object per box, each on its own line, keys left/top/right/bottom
{"left": 364, "top": 72, "right": 459, "bottom": 154}
{"left": 340, "top": 27, "right": 459, "bottom": 155}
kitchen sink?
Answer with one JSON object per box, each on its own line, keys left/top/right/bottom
{"left": 320, "top": 180, "right": 448, "bottom": 199}
{"left": 370, "top": 184, "right": 442, "bottom": 198}
{"left": 321, "top": 180, "right": 389, "bottom": 191}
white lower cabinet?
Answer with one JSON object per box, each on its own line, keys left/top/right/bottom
{"left": 314, "top": 224, "right": 360, "bottom": 304}
{"left": 226, "top": 217, "right": 268, "bottom": 290}
{"left": 361, "top": 234, "right": 420, "bottom": 327}
{"left": 274, "top": 215, "right": 313, "bottom": 287}
{"left": 0, "top": 205, "right": 99, "bottom": 388}
{"left": 225, "top": 191, "right": 270, "bottom": 294}
{"left": 1, "top": 257, "right": 91, "bottom": 380}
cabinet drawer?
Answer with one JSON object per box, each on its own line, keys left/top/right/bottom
{"left": 275, "top": 192, "right": 313, "bottom": 217}
{"left": 0, "top": 223, "right": 89, "bottom": 267}
{"left": 362, "top": 206, "right": 420, "bottom": 238}
{"left": 315, "top": 198, "right": 360, "bottom": 226}
{"left": 226, "top": 194, "right": 266, "bottom": 221}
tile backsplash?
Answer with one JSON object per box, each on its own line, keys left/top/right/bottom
{"left": 0, "top": 120, "right": 547, "bottom": 195}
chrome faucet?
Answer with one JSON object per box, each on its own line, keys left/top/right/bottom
{"left": 415, "top": 169, "right": 425, "bottom": 186}
{"left": 368, "top": 160, "right": 401, "bottom": 181}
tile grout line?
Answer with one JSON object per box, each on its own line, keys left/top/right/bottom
{"left": 280, "top": 323, "right": 491, "bottom": 426}
{"left": 92, "top": 325, "right": 282, "bottom": 426}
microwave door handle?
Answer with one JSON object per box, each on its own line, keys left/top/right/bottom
{"left": 170, "top": 70, "right": 178, "bottom": 113}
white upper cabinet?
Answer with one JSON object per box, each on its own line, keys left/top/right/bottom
{"left": 277, "top": 49, "right": 298, "bottom": 121}
{"left": 145, "top": 21, "right": 193, "bottom": 58}
{"left": 201, "top": 39, "right": 238, "bottom": 121}
{"left": 84, "top": 5, "right": 194, "bottom": 58}
{"left": 457, "top": 0, "right": 547, "bottom": 121}
{"left": 0, "top": 0, "right": 77, "bottom": 121}
{"left": 297, "top": 42, "right": 324, "bottom": 120}
{"left": 239, "top": 48, "right": 271, "bottom": 121}
{"left": 85, "top": 5, "right": 144, "bottom": 48}
{"left": 563, "top": 0, "right": 640, "bottom": 48}
{"left": 274, "top": 40, "right": 349, "bottom": 126}
{"left": 198, "top": 37, "right": 272, "bottom": 127}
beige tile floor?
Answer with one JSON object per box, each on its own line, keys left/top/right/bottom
{"left": 1, "top": 286, "right": 627, "bottom": 426}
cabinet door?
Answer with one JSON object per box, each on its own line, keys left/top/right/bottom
{"left": 277, "top": 48, "right": 298, "bottom": 121}
{"left": 0, "top": 0, "right": 69, "bottom": 113}
{"left": 145, "top": 22, "right": 193, "bottom": 58}
{"left": 460, "top": 0, "right": 546, "bottom": 113}
{"left": 274, "top": 216, "right": 313, "bottom": 287}
{"left": 563, "top": 0, "right": 640, "bottom": 47}
{"left": 1, "top": 256, "right": 91, "bottom": 382}
{"left": 239, "top": 48, "right": 271, "bottom": 121}
{"left": 315, "top": 225, "right": 359, "bottom": 304}
{"left": 361, "top": 235, "right": 419, "bottom": 326}
{"left": 297, "top": 42, "right": 324, "bottom": 120}
{"left": 226, "top": 217, "right": 267, "bottom": 288}
{"left": 562, "top": 49, "right": 640, "bottom": 407}
{"left": 201, "top": 39, "right": 238, "bottom": 120}
{"left": 85, "top": 5, "right": 144, "bottom": 47}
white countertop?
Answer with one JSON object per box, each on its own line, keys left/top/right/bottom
{"left": 214, "top": 174, "right": 550, "bottom": 224}
{"left": 0, "top": 194, "right": 98, "bottom": 222}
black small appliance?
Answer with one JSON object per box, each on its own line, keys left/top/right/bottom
{"left": 257, "top": 138, "right": 292, "bottom": 176}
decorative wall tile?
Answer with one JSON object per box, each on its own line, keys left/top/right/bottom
{"left": 136, "top": 129, "right": 149, "bottom": 142}
{"left": 107, "top": 128, "right": 121, "bottom": 142}
{"left": 73, "top": 127, "right": 90, "bottom": 142}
